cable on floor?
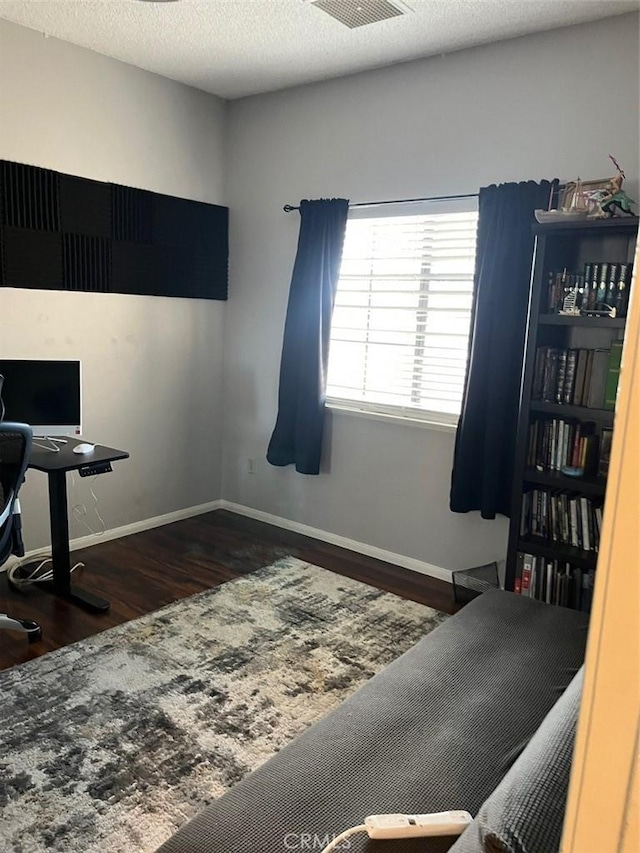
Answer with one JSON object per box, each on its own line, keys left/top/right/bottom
{"left": 7, "top": 556, "right": 85, "bottom": 587}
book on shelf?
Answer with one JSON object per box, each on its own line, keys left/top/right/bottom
{"left": 605, "top": 263, "right": 620, "bottom": 307}
{"left": 513, "top": 552, "right": 595, "bottom": 612}
{"left": 562, "top": 349, "right": 577, "bottom": 404}
{"left": 532, "top": 345, "right": 619, "bottom": 409}
{"left": 520, "top": 487, "right": 602, "bottom": 553}
{"left": 586, "top": 349, "right": 609, "bottom": 408}
{"left": 586, "top": 263, "right": 597, "bottom": 311}
{"left": 581, "top": 570, "right": 595, "bottom": 613}
{"left": 603, "top": 341, "right": 623, "bottom": 411}
{"left": 514, "top": 553, "right": 523, "bottom": 595}
{"left": 573, "top": 349, "right": 589, "bottom": 405}
{"left": 596, "top": 262, "right": 609, "bottom": 308}
{"left": 598, "top": 428, "right": 613, "bottom": 478}
{"left": 546, "top": 261, "right": 633, "bottom": 317}
{"left": 555, "top": 349, "right": 567, "bottom": 403}
{"left": 532, "top": 348, "right": 546, "bottom": 400}
{"left": 522, "top": 553, "right": 533, "bottom": 597}
{"left": 615, "top": 264, "right": 632, "bottom": 317}
{"left": 569, "top": 498, "right": 578, "bottom": 546}
{"left": 580, "top": 496, "right": 591, "bottom": 551}
{"left": 582, "top": 351, "right": 594, "bottom": 407}
{"left": 527, "top": 417, "right": 600, "bottom": 475}
{"left": 594, "top": 506, "right": 603, "bottom": 540}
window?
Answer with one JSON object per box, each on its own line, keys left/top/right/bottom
{"left": 326, "top": 204, "right": 478, "bottom": 426}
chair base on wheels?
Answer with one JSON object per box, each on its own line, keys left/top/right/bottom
{"left": 0, "top": 613, "right": 42, "bottom": 643}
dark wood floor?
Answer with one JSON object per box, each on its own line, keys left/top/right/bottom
{"left": 0, "top": 509, "right": 456, "bottom": 671}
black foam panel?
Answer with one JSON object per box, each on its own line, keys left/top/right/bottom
{"left": 2, "top": 227, "right": 63, "bottom": 290}
{"left": 1, "top": 161, "right": 59, "bottom": 230}
{"left": 60, "top": 175, "right": 112, "bottom": 238}
{"left": 63, "top": 234, "right": 111, "bottom": 292}
{"left": 0, "top": 160, "right": 228, "bottom": 300}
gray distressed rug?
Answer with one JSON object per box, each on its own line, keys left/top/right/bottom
{"left": 0, "top": 556, "right": 447, "bottom": 853}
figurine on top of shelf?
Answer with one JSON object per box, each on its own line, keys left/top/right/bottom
{"left": 592, "top": 155, "right": 636, "bottom": 218}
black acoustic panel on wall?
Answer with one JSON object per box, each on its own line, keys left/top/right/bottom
{"left": 113, "top": 184, "right": 153, "bottom": 243}
{"left": 0, "top": 159, "right": 228, "bottom": 300}
{"left": 2, "top": 227, "right": 63, "bottom": 289}
{"left": 63, "top": 234, "right": 111, "bottom": 292}
{"left": 0, "top": 161, "right": 60, "bottom": 231}
{"left": 59, "top": 174, "right": 112, "bottom": 238}
{"left": 155, "top": 244, "right": 193, "bottom": 298}
{"left": 153, "top": 193, "right": 227, "bottom": 247}
{"left": 111, "top": 242, "right": 158, "bottom": 296}
{"left": 192, "top": 247, "right": 228, "bottom": 299}
{"left": 153, "top": 243, "right": 229, "bottom": 300}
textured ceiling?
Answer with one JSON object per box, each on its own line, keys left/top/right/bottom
{"left": 0, "top": 0, "right": 637, "bottom": 99}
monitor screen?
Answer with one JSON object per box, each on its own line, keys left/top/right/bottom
{"left": 0, "top": 360, "right": 82, "bottom": 436}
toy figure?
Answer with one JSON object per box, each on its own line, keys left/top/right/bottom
{"left": 594, "top": 156, "right": 636, "bottom": 217}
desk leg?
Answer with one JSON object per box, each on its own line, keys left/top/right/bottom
{"left": 48, "top": 470, "right": 110, "bottom": 613}
{"left": 49, "top": 471, "right": 72, "bottom": 596}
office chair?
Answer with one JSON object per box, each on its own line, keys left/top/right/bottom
{"left": 0, "top": 422, "right": 42, "bottom": 642}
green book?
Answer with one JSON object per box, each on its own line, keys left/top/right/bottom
{"left": 586, "top": 349, "right": 610, "bottom": 409}
{"left": 604, "top": 340, "right": 624, "bottom": 411}
{"left": 596, "top": 263, "right": 610, "bottom": 308}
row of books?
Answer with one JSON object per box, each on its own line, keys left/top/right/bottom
{"left": 532, "top": 342, "right": 622, "bottom": 410}
{"left": 520, "top": 488, "right": 603, "bottom": 552}
{"left": 546, "top": 262, "right": 633, "bottom": 317}
{"left": 526, "top": 418, "right": 612, "bottom": 477}
{"left": 514, "top": 553, "right": 594, "bottom": 612}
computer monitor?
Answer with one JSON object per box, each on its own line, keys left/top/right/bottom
{"left": 0, "top": 360, "right": 82, "bottom": 437}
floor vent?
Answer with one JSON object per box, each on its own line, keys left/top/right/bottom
{"left": 310, "top": 0, "right": 406, "bottom": 29}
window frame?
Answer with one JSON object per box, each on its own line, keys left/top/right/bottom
{"left": 325, "top": 198, "right": 478, "bottom": 429}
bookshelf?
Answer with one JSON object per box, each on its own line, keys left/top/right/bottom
{"left": 505, "top": 216, "right": 638, "bottom": 612}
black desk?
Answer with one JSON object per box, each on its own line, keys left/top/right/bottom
{"left": 25, "top": 438, "right": 129, "bottom": 612}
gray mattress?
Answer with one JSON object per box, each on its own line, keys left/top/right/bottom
{"left": 156, "top": 590, "right": 588, "bottom": 853}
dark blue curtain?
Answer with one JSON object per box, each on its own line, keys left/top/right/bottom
{"left": 450, "top": 179, "right": 558, "bottom": 519}
{"left": 267, "top": 198, "right": 349, "bottom": 475}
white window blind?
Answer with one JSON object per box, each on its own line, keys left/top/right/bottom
{"left": 326, "top": 207, "right": 478, "bottom": 425}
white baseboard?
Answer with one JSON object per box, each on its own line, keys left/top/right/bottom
{"left": 220, "top": 500, "right": 453, "bottom": 583}
{"left": 10, "top": 499, "right": 224, "bottom": 566}
{"left": 7, "top": 497, "right": 451, "bottom": 585}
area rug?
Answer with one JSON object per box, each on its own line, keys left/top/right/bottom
{"left": 0, "top": 556, "right": 447, "bottom": 853}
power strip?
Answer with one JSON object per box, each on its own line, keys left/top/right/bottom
{"left": 365, "top": 811, "right": 473, "bottom": 839}
{"left": 318, "top": 812, "right": 474, "bottom": 853}
{"left": 78, "top": 461, "right": 112, "bottom": 478}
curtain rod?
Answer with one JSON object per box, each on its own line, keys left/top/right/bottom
{"left": 283, "top": 192, "right": 478, "bottom": 212}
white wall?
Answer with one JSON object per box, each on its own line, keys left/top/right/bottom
{"left": 222, "top": 14, "right": 639, "bottom": 574}
{"left": 0, "top": 19, "right": 227, "bottom": 548}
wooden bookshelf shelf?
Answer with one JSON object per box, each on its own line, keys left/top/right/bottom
{"left": 533, "top": 216, "right": 639, "bottom": 235}
{"left": 538, "top": 314, "right": 626, "bottom": 328}
{"left": 517, "top": 537, "right": 598, "bottom": 570}
{"left": 523, "top": 469, "right": 606, "bottom": 497}
{"left": 529, "top": 401, "right": 614, "bottom": 425}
